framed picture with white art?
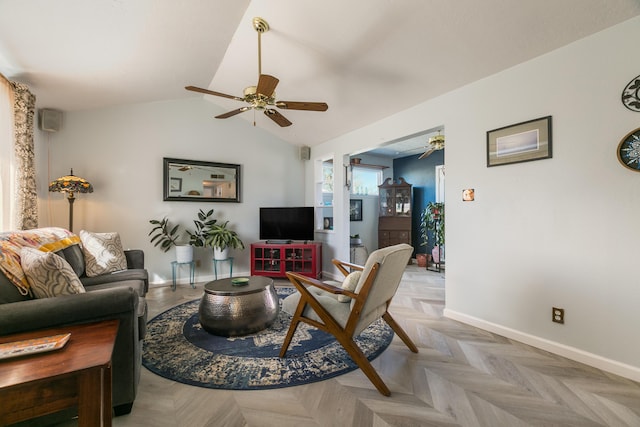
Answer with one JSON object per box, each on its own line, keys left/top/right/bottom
{"left": 487, "top": 116, "right": 552, "bottom": 167}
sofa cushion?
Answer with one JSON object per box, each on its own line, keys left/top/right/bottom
{"left": 54, "top": 243, "right": 85, "bottom": 277}
{"left": 80, "top": 268, "right": 148, "bottom": 294}
{"left": 80, "top": 230, "right": 127, "bottom": 277}
{"left": 20, "top": 248, "right": 86, "bottom": 298}
{"left": 83, "top": 277, "right": 147, "bottom": 300}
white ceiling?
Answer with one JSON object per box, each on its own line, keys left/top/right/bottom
{"left": 1, "top": 0, "right": 639, "bottom": 152}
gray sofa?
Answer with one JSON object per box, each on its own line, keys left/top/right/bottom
{"left": 0, "top": 230, "right": 148, "bottom": 424}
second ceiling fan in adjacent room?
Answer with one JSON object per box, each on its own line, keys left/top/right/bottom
{"left": 419, "top": 131, "right": 445, "bottom": 159}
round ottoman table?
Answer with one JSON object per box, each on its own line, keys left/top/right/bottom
{"left": 198, "top": 276, "right": 279, "bottom": 337}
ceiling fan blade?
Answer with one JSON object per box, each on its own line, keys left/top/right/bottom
{"left": 256, "top": 74, "right": 279, "bottom": 97}
{"left": 264, "top": 109, "right": 292, "bottom": 127}
{"left": 215, "top": 107, "right": 250, "bottom": 119}
{"left": 276, "top": 101, "right": 328, "bottom": 111}
{"left": 418, "top": 148, "right": 435, "bottom": 159}
{"left": 185, "top": 86, "right": 244, "bottom": 101}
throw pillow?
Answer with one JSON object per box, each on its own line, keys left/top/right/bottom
{"left": 20, "top": 247, "right": 86, "bottom": 298}
{"left": 80, "top": 230, "right": 127, "bottom": 277}
{"left": 338, "top": 271, "right": 362, "bottom": 303}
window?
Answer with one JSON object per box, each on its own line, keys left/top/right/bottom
{"left": 351, "top": 166, "right": 382, "bottom": 195}
{"left": 322, "top": 161, "right": 333, "bottom": 193}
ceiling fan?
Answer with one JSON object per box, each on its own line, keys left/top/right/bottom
{"left": 418, "top": 131, "right": 445, "bottom": 159}
{"left": 185, "top": 17, "right": 328, "bottom": 127}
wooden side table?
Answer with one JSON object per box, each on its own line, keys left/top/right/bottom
{"left": 0, "top": 319, "right": 119, "bottom": 427}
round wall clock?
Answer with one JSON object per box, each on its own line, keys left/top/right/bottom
{"left": 617, "top": 127, "right": 640, "bottom": 172}
{"left": 621, "top": 74, "right": 640, "bottom": 112}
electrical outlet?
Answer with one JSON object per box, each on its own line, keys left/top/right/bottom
{"left": 552, "top": 307, "right": 564, "bottom": 324}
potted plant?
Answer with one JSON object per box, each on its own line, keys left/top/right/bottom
{"left": 419, "top": 201, "right": 445, "bottom": 264}
{"left": 206, "top": 221, "right": 245, "bottom": 260}
{"left": 186, "top": 209, "right": 217, "bottom": 248}
{"left": 148, "top": 217, "right": 193, "bottom": 262}
{"left": 149, "top": 217, "right": 181, "bottom": 252}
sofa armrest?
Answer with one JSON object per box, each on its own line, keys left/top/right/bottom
{"left": 125, "top": 249, "right": 145, "bottom": 269}
{"left": 0, "top": 287, "right": 138, "bottom": 336}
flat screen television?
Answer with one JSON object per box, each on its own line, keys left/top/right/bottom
{"left": 259, "top": 207, "right": 315, "bottom": 242}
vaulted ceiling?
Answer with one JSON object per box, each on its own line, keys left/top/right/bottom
{"left": 1, "top": 0, "right": 639, "bottom": 148}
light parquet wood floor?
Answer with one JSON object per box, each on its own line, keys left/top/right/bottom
{"left": 58, "top": 265, "right": 640, "bottom": 426}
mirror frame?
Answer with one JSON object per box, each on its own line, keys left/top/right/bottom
{"left": 163, "top": 157, "right": 241, "bottom": 203}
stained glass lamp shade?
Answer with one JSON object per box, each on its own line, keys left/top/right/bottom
{"left": 48, "top": 169, "right": 93, "bottom": 231}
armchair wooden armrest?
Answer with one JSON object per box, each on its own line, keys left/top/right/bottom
{"left": 331, "top": 259, "right": 364, "bottom": 277}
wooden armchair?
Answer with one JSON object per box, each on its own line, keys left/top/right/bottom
{"left": 279, "top": 243, "right": 418, "bottom": 396}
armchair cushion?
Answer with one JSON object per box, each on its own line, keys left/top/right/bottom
{"left": 80, "top": 230, "right": 127, "bottom": 277}
{"left": 338, "top": 271, "right": 362, "bottom": 302}
{"left": 20, "top": 248, "right": 86, "bottom": 298}
{"left": 282, "top": 287, "right": 352, "bottom": 327}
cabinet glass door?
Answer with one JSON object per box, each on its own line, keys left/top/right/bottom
{"left": 395, "top": 188, "right": 411, "bottom": 215}
{"left": 379, "top": 188, "right": 393, "bottom": 216}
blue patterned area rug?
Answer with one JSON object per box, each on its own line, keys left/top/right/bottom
{"left": 142, "top": 287, "right": 394, "bottom": 390}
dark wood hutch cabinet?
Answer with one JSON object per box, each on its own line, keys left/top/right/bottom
{"left": 378, "top": 177, "right": 412, "bottom": 248}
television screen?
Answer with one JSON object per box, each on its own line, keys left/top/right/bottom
{"left": 259, "top": 207, "right": 315, "bottom": 242}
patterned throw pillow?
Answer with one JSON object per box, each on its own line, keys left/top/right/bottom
{"left": 80, "top": 230, "right": 127, "bottom": 277}
{"left": 20, "top": 247, "right": 86, "bottom": 298}
{"left": 338, "top": 271, "right": 362, "bottom": 303}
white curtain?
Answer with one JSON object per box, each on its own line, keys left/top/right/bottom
{"left": 0, "top": 75, "right": 15, "bottom": 231}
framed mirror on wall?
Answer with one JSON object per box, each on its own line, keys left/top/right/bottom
{"left": 163, "top": 157, "right": 241, "bottom": 202}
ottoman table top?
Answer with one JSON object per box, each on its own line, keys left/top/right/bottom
{"left": 203, "top": 276, "right": 273, "bottom": 296}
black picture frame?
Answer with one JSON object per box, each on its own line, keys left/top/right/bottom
{"left": 169, "top": 177, "right": 182, "bottom": 192}
{"left": 323, "top": 217, "right": 333, "bottom": 230}
{"left": 163, "top": 157, "right": 241, "bottom": 202}
{"left": 350, "top": 199, "right": 363, "bottom": 221}
{"left": 487, "top": 116, "right": 552, "bottom": 167}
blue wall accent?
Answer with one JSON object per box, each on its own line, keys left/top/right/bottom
{"left": 393, "top": 150, "right": 444, "bottom": 255}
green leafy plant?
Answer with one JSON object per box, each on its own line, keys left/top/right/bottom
{"left": 186, "top": 209, "right": 217, "bottom": 247}
{"left": 148, "top": 217, "right": 182, "bottom": 252}
{"left": 419, "top": 202, "right": 445, "bottom": 248}
{"left": 206, "top": 221, "right": 245, "bottom": 251}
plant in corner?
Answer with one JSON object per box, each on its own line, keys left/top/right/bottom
{"left": 206, "top": 221, "right": 245, "bottom": 260}
{"left": 419, "top": 201, "right": 445, "bottom": 264}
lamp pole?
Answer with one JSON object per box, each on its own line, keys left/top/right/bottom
{"left": 67, "top": 191, "right": 75, "bottom": 232}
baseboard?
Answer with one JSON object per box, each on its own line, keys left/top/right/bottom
{"left": 444, "top": 308, "right": 640, "bottom": 383}
{"left": 150, "top": 271, "right": 250, "bottom": 288}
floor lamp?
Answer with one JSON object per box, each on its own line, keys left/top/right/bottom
{"left": 48, "top": 169, "right": 93, "bottom": 232}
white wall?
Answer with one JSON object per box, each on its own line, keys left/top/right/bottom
{"left": 307, "top": 17, "right": 640, "bottom": 380}
{"left": 35, "top": 97, "right": 306, "bottom": 284}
